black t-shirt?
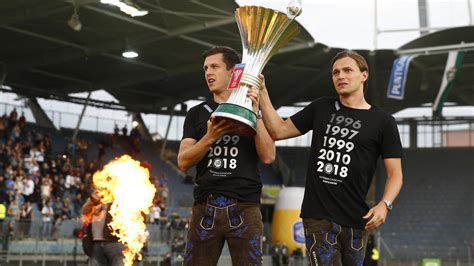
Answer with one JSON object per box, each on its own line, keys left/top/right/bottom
{"left": 182, "top": 100, "right": 262, "bottom": 203}
{"left": 290, "top": 97, "right": 403, "bottom": 229}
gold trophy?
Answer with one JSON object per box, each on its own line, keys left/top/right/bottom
{"left": 211, "top": 2, "right": 302, "bottom": 137}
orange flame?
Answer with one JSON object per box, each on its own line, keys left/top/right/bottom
{"left": 93, "top": 155, "right": 156, "bottom": 266}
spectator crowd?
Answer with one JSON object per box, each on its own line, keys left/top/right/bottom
{"left": 0, "top": 108, "right": 175, "bottom": 242}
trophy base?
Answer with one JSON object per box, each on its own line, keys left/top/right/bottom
{"left": 212, "top": 103, "right": 256, "bottom": 138}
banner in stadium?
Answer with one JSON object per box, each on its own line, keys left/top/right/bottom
{"left": 432, "top": 51, "right": 465, "bottom": 115}
{"left": 387, "top": 55, "right": 416, "bottom": 100}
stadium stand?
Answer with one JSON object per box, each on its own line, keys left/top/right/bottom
{"left": 1, "top": 105, "right": 473, "bottom": 266}
{"left": 276, "top": 146, "right": 310, "bottom": 186}
{"left": 0, "top": 112, "right": 191, "bottom": 263}
{"left": 380, "top": 148, "right": 473, "bottom": 261}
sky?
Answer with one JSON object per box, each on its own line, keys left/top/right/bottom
{"left": 236, "top": 0, "right": 474, "bottom": 50}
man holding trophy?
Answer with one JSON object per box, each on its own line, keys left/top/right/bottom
{"left": 177, "top": 45, "right": 275, "bottom": 265}
{"left": 177, "top": 3, "right": 303, "bottom": 265}
{"left": 254, "top": 50, "right": 404, "bottom": 265}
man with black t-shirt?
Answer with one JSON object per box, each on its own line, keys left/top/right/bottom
{"left": 254, "top": 50, "right": 403, "bottom": 266}
{"left": 177, "top": 46, "right": 275, "bottom": 265}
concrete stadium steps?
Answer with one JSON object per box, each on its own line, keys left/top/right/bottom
{"left": 6, "top": 239, "right": 170, "bottom": 255}
{"left": 380, "top": 149, "right": 473, "bottom": 260}
{"left": 276, "top": 147, "right": 310, "bottom": 186}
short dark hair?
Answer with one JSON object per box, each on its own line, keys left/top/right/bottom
{"left": 331, "top": 50, "right": 369, "bottom": 89}
{"left": 201, "top": 46, "right": 241, "bottom": 70}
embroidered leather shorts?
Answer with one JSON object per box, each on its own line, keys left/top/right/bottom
{"left": 184, "top": 194, "right": 263, "bottom": 266}
{"left": 303, "top": 218, "right": 368, "bottom": 266}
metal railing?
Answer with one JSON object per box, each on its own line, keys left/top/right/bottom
{"left": 0, "top": 101, "right": 131, "bottom": 135}
{"left": 2, "top": 100, "right": 473, "bottom": 148}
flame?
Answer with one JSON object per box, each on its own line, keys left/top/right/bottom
{"left": 92, "top": 155, "right": 156, "bottom": 266}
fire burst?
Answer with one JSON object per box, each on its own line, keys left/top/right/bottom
{"left": 93, "top": 155, "right": 156, "bottom": 266}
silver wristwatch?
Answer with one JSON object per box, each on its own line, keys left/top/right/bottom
{"left": 382, "top": 199, "right": 393, "bottom": 211}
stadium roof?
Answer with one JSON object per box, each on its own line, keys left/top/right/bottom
{"left": 1, "top": 0, "right": 473, "bottom": 115}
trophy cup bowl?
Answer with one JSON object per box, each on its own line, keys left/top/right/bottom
{"left": 211, "top": 5, "right": 301, "bottom": 137}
